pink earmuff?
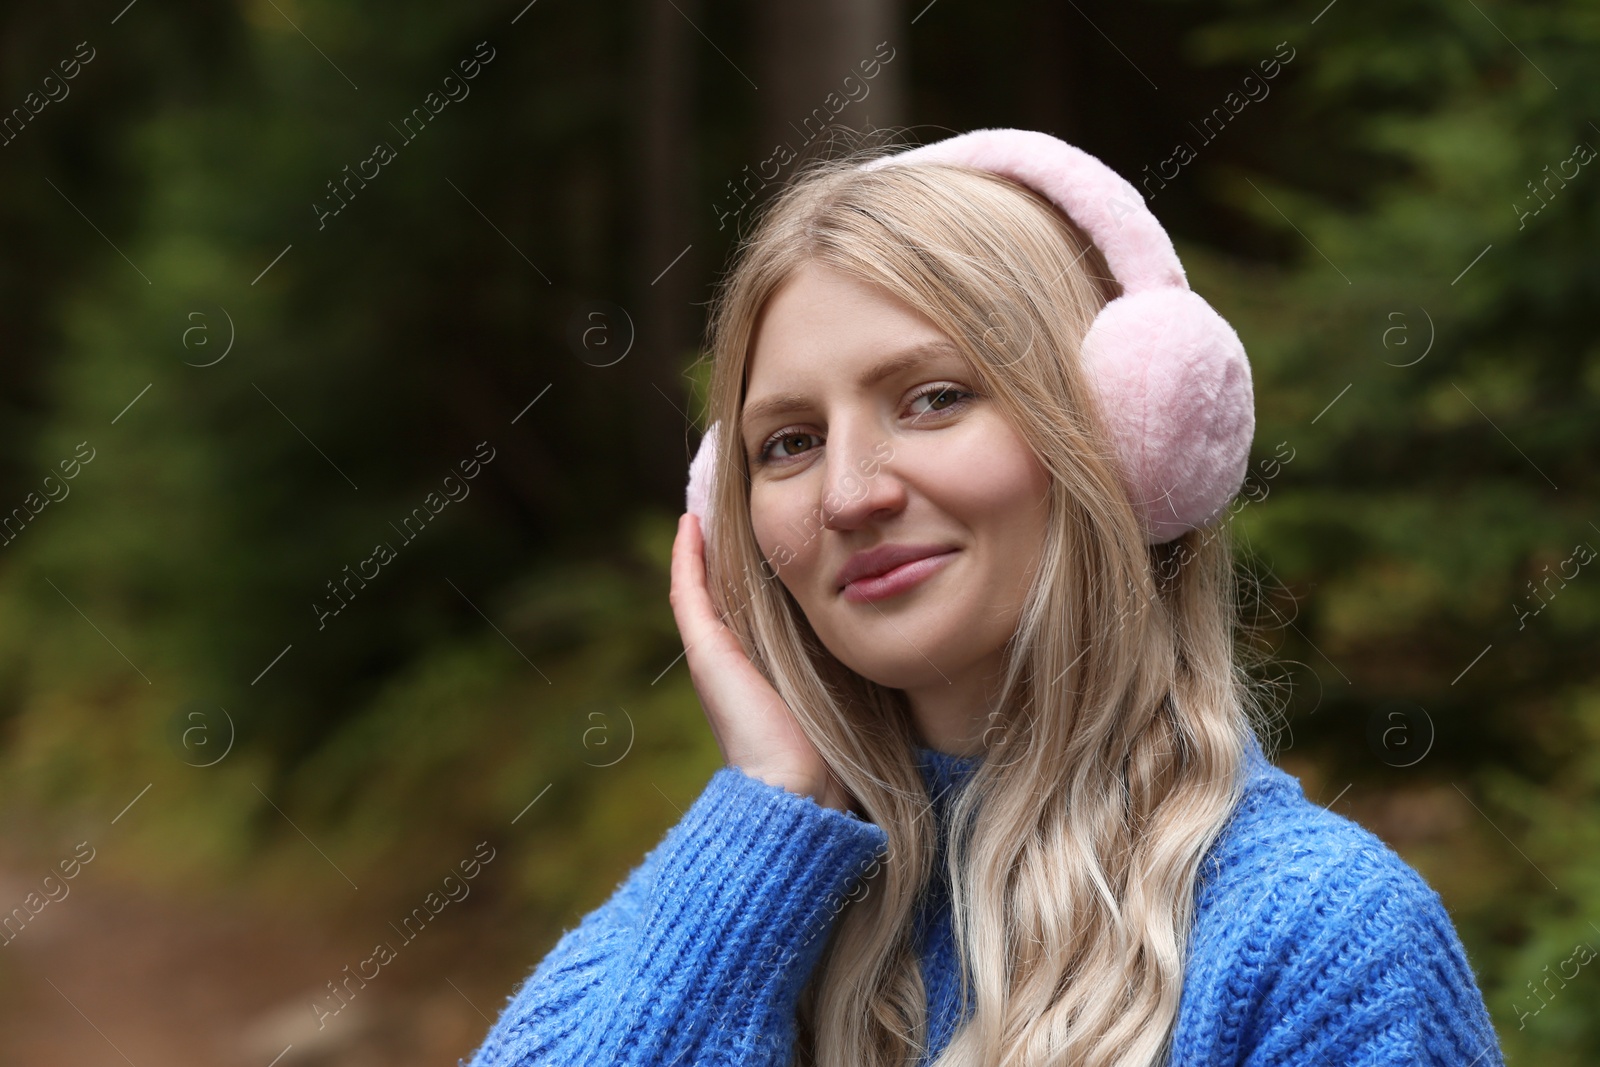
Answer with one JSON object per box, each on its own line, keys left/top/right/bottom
{"left": 686, "top": 127, "right": 1255, "bottom": 546}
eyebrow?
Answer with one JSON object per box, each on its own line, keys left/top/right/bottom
{"left": 740, "top": 339, "right": 966, "bottom": 432}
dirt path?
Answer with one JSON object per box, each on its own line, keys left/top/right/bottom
{"left": 0, "top": 854, "right": 532, "bottom": 1067}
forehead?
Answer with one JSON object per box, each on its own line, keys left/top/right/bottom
{"left": 743, "top": 263, "right": 957, "bottom": 392}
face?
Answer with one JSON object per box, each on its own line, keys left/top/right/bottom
{"left": 741, "top": 261, "right": 1053, "bottom": 720}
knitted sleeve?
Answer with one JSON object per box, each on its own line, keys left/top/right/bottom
{"left": 458, "top": 765, "right": 890, "bottom": 1067}
{"left": 1241, "top": 855, "right": 1504, "bottom": 1066}
{"left": 1178, "top": 808, "right": 1506, "bottom": 1067}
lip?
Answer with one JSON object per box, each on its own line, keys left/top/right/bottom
{"left": 836, "top": 543, "right": 959, "bottom": 600}
{"left": 841, "top": 551, "right": 958, "bottom": 603}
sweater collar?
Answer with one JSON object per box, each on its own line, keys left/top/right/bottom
{"left": 914, "top": 745, "right": 982, "bottom": 810}
{"left": 913, "top": 732, "right": 1272, "bottom": 797}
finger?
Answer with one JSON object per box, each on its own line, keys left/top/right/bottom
{"left": 670, "top": 512, "right": 719, "bottom": 652}
{"left": 674, "top": 516, "right": 768, "bottom": 705}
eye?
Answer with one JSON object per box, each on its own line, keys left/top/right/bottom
{"left": 906, "top": 383, "right": 976, "bottom": 423}
{"left": 751, "top": 382, "right": 978, "bottom": 467}
{"left": 752, "top": 429, "right": 821, "bottom": 466}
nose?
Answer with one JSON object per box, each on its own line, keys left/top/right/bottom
{"left": 819, "top": 421, "right": 903, "bottom": 532}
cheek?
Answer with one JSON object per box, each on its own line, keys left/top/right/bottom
{"left": 994, "top": 463, "right": 1052, "bottom": 559}
{"left": 750, "top": 489, "right": 815, "bottom": 583}
{"left": 929, "top": 423, "right": 1051, "bottom": 520}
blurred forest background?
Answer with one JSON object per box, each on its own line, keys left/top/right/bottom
{"left": 0, "top": 0, "right": 1595, "bottom": 1063}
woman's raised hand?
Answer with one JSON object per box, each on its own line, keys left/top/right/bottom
{"left": 670, "top": 512, "right": 853, "bottom": 813}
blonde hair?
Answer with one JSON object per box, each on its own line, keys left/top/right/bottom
{"left": 694, "top": 139, "right": 1268, "bottom": 1067}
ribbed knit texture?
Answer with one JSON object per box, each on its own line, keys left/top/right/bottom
{"left": 461, "top": 738, "right": 1506, "bottom": 1066}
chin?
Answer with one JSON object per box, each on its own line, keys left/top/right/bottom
{"left": 837, "top": 646, "right": 957, "bottom": 692}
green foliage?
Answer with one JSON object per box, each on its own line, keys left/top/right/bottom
{"left": 1186, "top": 1, "right": 1600, "bottom": 1058}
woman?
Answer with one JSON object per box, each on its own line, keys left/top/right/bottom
{"left": 462, "top": 128, "right": 1504, "bottom": 1067}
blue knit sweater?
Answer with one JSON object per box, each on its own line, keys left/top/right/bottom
{"left": 462, "top": 737, "right": 1506, "bottom": 1066}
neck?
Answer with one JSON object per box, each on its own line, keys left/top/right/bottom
{"left": 903, "top": 651, "right": 1005, "bottom": 757}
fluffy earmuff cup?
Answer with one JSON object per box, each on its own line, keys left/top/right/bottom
{"left": 686, "top": 419, "right": 720, "bottom": 534}
{"left": 1079, "top": 287, "right": 1256, "bottom": 545}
